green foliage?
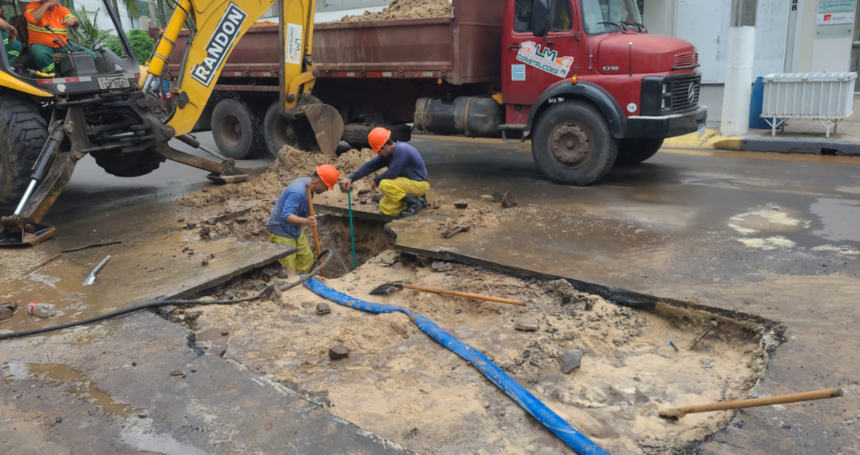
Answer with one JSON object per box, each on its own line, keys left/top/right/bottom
{"left": 73, "top": 7, "right": 112, "bottom": 50}
{"left": 106, "top": 29, "right": 154, "bottom": 62}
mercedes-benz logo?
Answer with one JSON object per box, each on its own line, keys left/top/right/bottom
{"left": 688, "top": 82, "right": 696, "bottom": 104}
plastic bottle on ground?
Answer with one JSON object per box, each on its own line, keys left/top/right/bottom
{"left": 27, "top": 302, "right": 56, "bottom": 318}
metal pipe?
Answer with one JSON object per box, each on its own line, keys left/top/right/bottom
{"left": 14, "top": 180, "right": 38, "bottom": 215}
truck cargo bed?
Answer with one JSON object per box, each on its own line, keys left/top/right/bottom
{"left": 165, "top": 0, "right": 502, "bottom": 86}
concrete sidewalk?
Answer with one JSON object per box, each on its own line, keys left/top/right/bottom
{"left": 683, "top": 85, "right": 860, "bottom": 155}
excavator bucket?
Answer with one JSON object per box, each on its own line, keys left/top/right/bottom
{"left": 286, "top": 103, "right": 344, "bottom": 158}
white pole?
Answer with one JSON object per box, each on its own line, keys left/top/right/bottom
{"left": 720, "top": 0, "right": 757, "bottom": 137}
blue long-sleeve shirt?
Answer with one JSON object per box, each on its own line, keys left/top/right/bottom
{"left": 267, "top": 178, "right": 310, "bottom": 240}
{"left": 348, "top": 142, "right": 429, "bottom": 185}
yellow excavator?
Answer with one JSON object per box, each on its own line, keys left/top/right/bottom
{"left": 0, "top": 0, "right": 343, "bottom": 246}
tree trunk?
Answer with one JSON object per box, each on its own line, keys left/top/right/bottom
{"left": 156, "top": 0, "right": 168, "bottom": 28}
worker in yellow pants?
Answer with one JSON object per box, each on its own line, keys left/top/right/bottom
{"left": 342, "top": 127, "right": 430, "bottom": 217}
{"left": 267, "top": 231, "right": 314, "bottom": 273}
{"left": 266, "top": 165, "right": 340, "bottom": 274}
{"left": 378, "top": 177, "right": 431, "bottom": 216}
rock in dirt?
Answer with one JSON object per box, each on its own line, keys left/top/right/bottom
{"left": 316, "top": 302, "right": 331, "bottom": 315}
{"left": 357, "top": 188, "right": 371, "bottom": 195}
{"left": 501, "top": 191, "right": 518, "bottom": 208}
{"left": 255, "top": 284, "right": 267, "bottom": 292}
{"left": 337, "top": 0, "right": 452, "bottom": 22}
{"left": 431, "top": 261, "right": 453, "bottom": 272}
{"left": 431, "top": 200, "right": 441, "bottom": 210}
{"left": 634, "top": 388, "right": 650, "bottom": 404}
{"left": 513, "top": 318, "right": 539, "bottom": 332}
{"left": 404, "top": 428, "right": 419, "bottom": 439}
{"left": 186, "top": 222, "right": 197, "bottom": 230}
{"left": 199, "top": 226, "right": 211, "bottom": 239}
{"left": 371, "top": 192, "right": 384, "bottom": 203}
{"left": 170, "top": 370, "right": 184, "bottom": 377}
{"left": 261, "top": 267, "right": 279, "bottom": 282}
{"left": 177, "top": 216, "right": 185, "bottom": 223}
{"left": 454, "top": 200, "right": 469, "bottom": 209}
{"left": 491, "top": 191, "right": 504, "bottom": 203}
{"left": 329, "top": 345, "right": 349, "bottom": 360}
{"left": 157, "top": 305, "right": 177, "bottom": 315}
{"left": 201, "top": 257, "right": 210, "bottom": 266}
{"left": 558, "top": 350, "right": 584, "bottom": 374}
{"left": 0, "top": 302, "right": 17, "bottom": 321}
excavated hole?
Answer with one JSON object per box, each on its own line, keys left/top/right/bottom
{"left": 315, "top": 215, "right": 395, "bottom": 278}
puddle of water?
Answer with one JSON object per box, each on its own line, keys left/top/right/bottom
{"left": 728, "top": 204, "right": 810, "bottom": 235}
{"left": 22, "top": 362, "right": 134, "bottom": 418}
{"left": 121, "top": 421, "right": 211, "bottom": 455}
{"left": 736, "top": 236, "right": 796, "bottom": 250}
{"left": 811, "top": 245, "right": 860, "bottom": 256}
{"left": 810, "top": 198, "right": 860, "bottom": 242}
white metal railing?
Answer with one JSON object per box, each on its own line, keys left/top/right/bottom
{"left": 761, "top": 72, "right": 857, "bottom": 137}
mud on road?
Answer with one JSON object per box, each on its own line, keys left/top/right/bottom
{"left": 172, "top": 244, "right": 778, "bottom": 455}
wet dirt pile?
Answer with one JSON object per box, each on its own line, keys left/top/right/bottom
{"left": 337, "top": 0, "right": 452, "bottom": 22}
{"left": 181, "top": 251, "right": 772, "bottom": 455}
{"left": 179, "top": 146, "right": 380, "bottom": 209}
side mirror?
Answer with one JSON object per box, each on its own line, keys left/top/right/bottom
{"left": 532, "top": 0, "right": 549, "bottom": 38}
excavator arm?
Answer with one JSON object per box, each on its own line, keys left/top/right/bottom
{"left": 144, "top": 0, "right": 342, "bottom": 156}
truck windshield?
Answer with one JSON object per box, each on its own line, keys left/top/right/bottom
{"left": 580, "top": 0, "right": 643, "bottom": 35}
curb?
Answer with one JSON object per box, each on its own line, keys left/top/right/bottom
{"left": 663, "top": 128, "right": 860, "bottom": 156}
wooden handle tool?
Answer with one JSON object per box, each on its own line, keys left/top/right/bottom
{"left": 659, "top": 388, "right": 843, "bottom": 419}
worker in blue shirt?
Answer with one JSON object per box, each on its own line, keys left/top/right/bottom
{"left": 267, "top": 164, "right": 339, "bottom": 273}
{"left": 342, "top": 127, "right": 430, "bottom": 217}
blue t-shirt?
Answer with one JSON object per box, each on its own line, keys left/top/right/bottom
{"left": 348, "top": 142, "right": 429, "bottom": 185}
{"left": 267, "top": 178, "right": 310, "bottom": 239}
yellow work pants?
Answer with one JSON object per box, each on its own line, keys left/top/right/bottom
{"left": 378, "top": 178, "right": 430, "bottom": 216}
{"left": 268, "top": 231, "right": 314, "bottom": 273}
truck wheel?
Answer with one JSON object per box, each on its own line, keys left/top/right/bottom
{"left": 531, "top": 101, "right": 618, "bottom": 186}
{"left": 92, "top": 151, "right": 166, "bottom": 177}
{"left": 0, "top": 93, "right": 48, "bottom": 205}
{"left": 211, "top": 98, "right": 263, "bottom": 160}
{"left": 616, "top": 138, "right": 663, "bottom": 166}
{"left": 263, "top": 101, "right": 297, "bottom": 158}
{"left": 342, "top": 123, "right": 412, "bottom": 149}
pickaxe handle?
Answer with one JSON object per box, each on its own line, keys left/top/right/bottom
{"left": 400, "top": 284, "right": 525, "bottom": 306}
{"left": 676, "top": 388, "right": 843, "bottom": 416}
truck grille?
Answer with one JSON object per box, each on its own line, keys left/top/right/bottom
{"left": 669, "top": 74, "right": 700, "bottom": 113}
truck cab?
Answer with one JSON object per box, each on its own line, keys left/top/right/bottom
{"left": 501, "top": 0, "right": 706, "bottom": 184}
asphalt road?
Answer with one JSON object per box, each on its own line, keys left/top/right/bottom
{"left": 2, "top": 134, "right": 859, "bottom": 454}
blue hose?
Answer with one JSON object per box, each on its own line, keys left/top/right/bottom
{"left": 303, "top": 278, "right": 611, "bottom": 455}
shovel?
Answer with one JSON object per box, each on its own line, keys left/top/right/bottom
{"left": 370, "top": 281, "right": 525, "bottom": 306}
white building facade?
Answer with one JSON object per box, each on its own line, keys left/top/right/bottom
{"left": 644, "top": 0, "right": 860, "bottom": 84}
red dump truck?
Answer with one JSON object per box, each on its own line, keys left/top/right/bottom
{"left": 162, "top": 0, "right": 706, "bottom": 185}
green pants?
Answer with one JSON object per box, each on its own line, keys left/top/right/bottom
{"left": 3, "top": 39, "right": 21, "bottom": 65}
{"left": 30, "top": 42, "right": 95, "bottom": 74}
{"left": 268, "top": 231, "right": 315, "bottom": 274}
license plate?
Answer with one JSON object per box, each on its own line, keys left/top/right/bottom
{"left": 697, "top": 124, "right": 705, "bottom": 138}
{"left": 98, "top": 77, "right": 131, "bottom": 90}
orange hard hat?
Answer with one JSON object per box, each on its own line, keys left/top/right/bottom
{"left": 368, "top": 127, "right": 392, "bottom": 154}
{"left": 316, "top": 164, "right": 340, "bottom": 190}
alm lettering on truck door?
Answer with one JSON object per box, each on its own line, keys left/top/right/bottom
{"left": 190, "top": 2, "right": 248, "bottom": 87}
{"left": 516, "top": 41, "right": 573, "bottom": 78}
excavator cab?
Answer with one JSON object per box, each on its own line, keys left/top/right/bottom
{"left": 0, "top": 0, "right": 342, "bottom": 247}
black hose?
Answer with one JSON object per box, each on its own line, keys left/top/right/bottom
{"left": 0, "top": 251, "right": 332, "bottom": 341}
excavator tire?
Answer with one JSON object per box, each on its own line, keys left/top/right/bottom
{"left": 0, "top": 92, "right": 48, "bottom": 205}
{"left": 92, "top": 150, "right": 166, "bottom": 178}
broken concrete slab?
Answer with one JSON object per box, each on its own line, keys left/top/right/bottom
{"left": 454, "top": 200, "right": 469, "bottom": 209}
{"left": 0, "top": 312, "right": 412, "bottom": 455}
{"left": 431, "top": 261, "right": 453, "bottom": 272}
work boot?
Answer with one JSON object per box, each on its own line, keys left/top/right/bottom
{"left": 399, "top": 195, "right": 423, "bottom": 217}
{"left": 419, "top": 195, "right": 431, "bottom": 208}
